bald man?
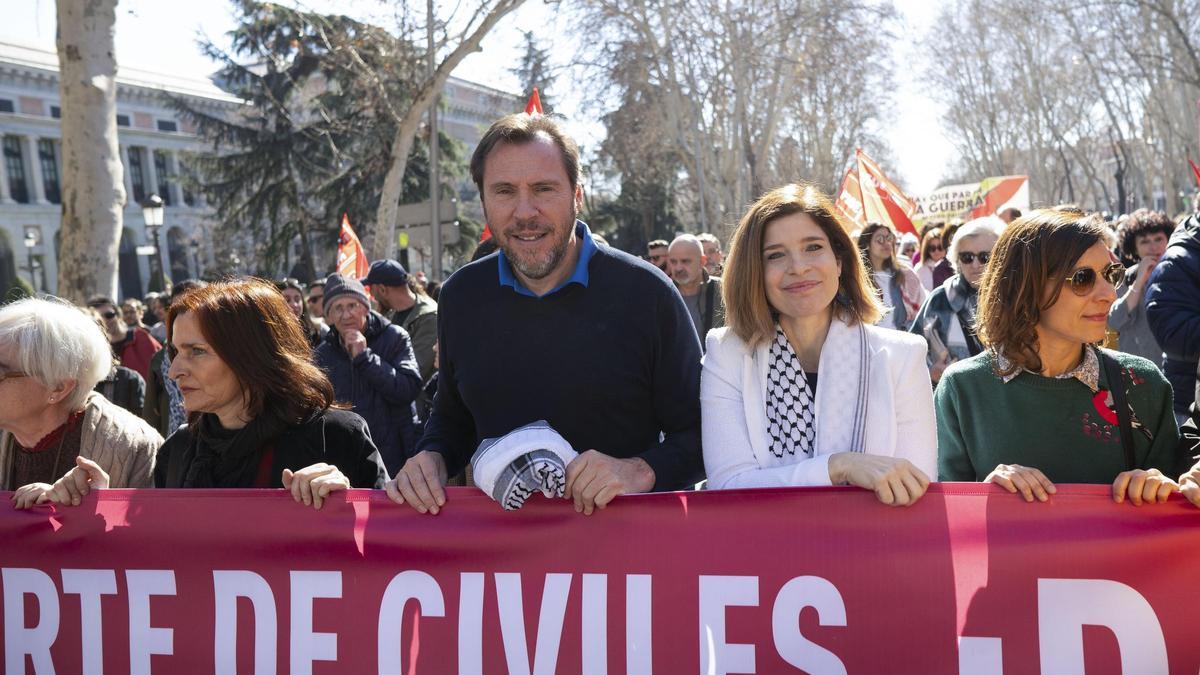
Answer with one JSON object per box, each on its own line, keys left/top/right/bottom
{"left": 667, "top": 234, "right": 724, "bottom": 345}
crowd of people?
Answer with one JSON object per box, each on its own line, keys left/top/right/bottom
{"left": 4, "top": 111, "right": 1200, "bottom": 515}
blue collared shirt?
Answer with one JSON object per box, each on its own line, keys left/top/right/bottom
{"left": 497, "top": 221, "right": 598, "bottom": 298}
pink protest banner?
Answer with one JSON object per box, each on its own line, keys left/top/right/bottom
{"left": 2, "top": 484, "right": 1198, "bottom": 674}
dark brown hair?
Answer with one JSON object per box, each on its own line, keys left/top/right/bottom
{"left": 167, "top": 278, "right": 335, "bottom": 424}
{"left": 1119, "top": 208, "right": 1174, "bottom": 260}
{"left": 857, "top": 221, "right": 897, "bottom": 273}
{"left": 470, "top": 113, "right": 581, "bottom": 194}
{"left": 918, "top": 227, "right": 944, "bottom": 264}
{"left": 977, "top": 207, "right": 1115, "bottom": 376}
{"left": 723, "top": 183, "right": 882, "bottom": 346}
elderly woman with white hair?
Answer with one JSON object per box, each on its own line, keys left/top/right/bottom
{"left": 4, "top": 298, "right": 163, "bottom": 509}
{"left": 908, "top": 216, "right": 1006, "bottom": 383}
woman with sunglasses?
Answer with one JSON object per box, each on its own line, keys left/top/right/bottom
{"left": 937, "top": 207, "right": 1184, "bottom": 504}
{"left": 914, "top": 226, "right": 945, "bottom": 290}
{"left": 857, "top": 222, "right": 927, "bottom": 331}
{"left": 909, "top": 217, "right": 1004, "bottom": 384}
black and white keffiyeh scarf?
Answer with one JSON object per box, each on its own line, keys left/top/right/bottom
{"left": 765, "top": 327, "right": 817, "bottom": 458}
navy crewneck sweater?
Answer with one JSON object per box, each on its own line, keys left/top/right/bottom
{"left": 418, "top": 244, "right": 704, "bottom": 490}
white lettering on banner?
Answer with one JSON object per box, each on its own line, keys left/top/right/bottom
{"left": 3, "top": 568, "right": 59, "bottom": 675}
{"left": 377, "top": 570, "right": 445, "bottom": 672}
{"left": 458, "top": 573, "right": 485, "bottom": 674}
{"left": 127, "top": 570, "right": 176, "bottom": 675}
{"left": 771, "top": 576, "right": 847, "bottom": 674}
{"left": 213, "top": 571, "right": 277, "bottom": 675}
{"left": 1037, "top": 578, "right": 1169, "bottom": 675}
{"left": 289, "top": 571, "right": 341, "bottom": 675}
{"left": 62, "top": 569, "right": 117, "bottom": 675}
{"left": 582, "top": 574, "right": 607, "bottom": 675}
{"left": 496, "top": 573, "right": 572, "bottom": 675}
{"left": 626, "top": 574, "right": 653, "bottom": 675}
{"left": 699, "top": 575, "right": 759, "bottom": 675}
{"left": 957, "top": 637, "right": 1003, "bottom": 675}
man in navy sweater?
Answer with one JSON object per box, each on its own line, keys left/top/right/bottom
{"left": 386, "top": 113, "right": 703, "bottom": 515}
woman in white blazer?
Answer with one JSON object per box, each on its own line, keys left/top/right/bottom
{"left": 702, "top": 183, "right": 938, "bottom": 505}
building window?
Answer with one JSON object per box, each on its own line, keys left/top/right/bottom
{"left": 0, "top": 99, "right": 13, "bottom": 114}
{"left": 178, "top": 158, "right": 195, "bottom": 207}
{"left": 156, "top": 120, "right": 178, "bottom": 132}
{"left": 3, "top": 136, "right": 29, "bottom": 203}
{"left": 116, "top": 114, "right": 130, "bottom": 127}
{"left": 153, "top": 150, "right": 172, "bottom": 205}
{"left": 127, "top": 147, "right": 146, "bottom": 203}
{"left": 49, "top": 105, "right": 61, "bottom": 119}
{"left": 37, "top": 139, "right": 60, "bottom": 204}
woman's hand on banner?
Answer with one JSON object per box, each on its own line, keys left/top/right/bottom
{"left": 828, "top": 453, "right": 930, "bottom": 506}
{"left": 984, "top": 464, "right": 1056, "bottom": 502}
{"left": 282, "top": 463, "right": 350, "bottom": 510}
{"left": 1112, "top": 468, "right": 1178, "bottom": 505}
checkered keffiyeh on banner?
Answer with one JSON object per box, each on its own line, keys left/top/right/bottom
{"left": 470, "top": 420, "right": 578, "bottom": 510}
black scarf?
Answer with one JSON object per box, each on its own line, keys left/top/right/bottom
{"left": 181, "top": 412, "right": 288, "bottom": 488}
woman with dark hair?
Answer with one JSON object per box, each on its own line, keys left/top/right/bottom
{"left": 914, "top": 227, "right": 945, "bottom": 291}
{"left": 277, "top": 278, "right": 328, "bottom": 349}
{"left": 857, "top": 222, "right": 927, "bottom": 331}
{"left": 702, "top": 184, "right": 936, "bottom": 506}
{"left": 937, "top": 207, "right": 1184, "bottom": 504}
{"left": 1107, "top": 209, "right": 1174, "bottom": 363}
{"left": 149, "top": 279, "right": 387, "bottom": 507}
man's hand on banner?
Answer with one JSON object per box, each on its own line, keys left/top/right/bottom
{"left": 1112, "top": 468, "right": 1178, "bottom": 506}
{"left": 387, "top": 451, "right": 448, "bottom": 514}
{"left": 282, "top": 463, "right": 351, "bottom": 510}
{"left": 11, "top": 456, "right": 110, "bottom": 509}
{"left": 563, "top": 451, "right": 655, "bottom": 515}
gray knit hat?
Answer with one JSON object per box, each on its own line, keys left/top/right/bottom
{"left": 322, "top": 273, "right": 371, "bottom": 311}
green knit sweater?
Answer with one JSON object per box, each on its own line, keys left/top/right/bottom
{"left": 936, "top": 349, "right": 1184, "bottom": 483}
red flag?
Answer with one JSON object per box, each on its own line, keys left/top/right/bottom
{"left": 336, "top": 214, "right": 370, "bottom": 282}
{"left": 854, "top": 149, "right": 918, "bottom": 236}
{"left": 480, "top": 224, "right": 492, "bottom": 242}
{"left": 1189, "top": 157, "right": 1200, "bottom": 190}
{"left": 524, "top": 88, "right": 543, "bottom": 115}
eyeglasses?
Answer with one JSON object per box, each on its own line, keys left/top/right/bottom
{"left": 927, "top": 245, "right": 944, "bottom": 253}
{"left": 1064, "top": 263, "right": 1125, "bottom": 296}
{"left": 100, "top": 311, "right": 118, "bottom": 320}
{"left": 873, "top": 235, "right": 896, "bottom": 246}
{"left": 0, "top": 371, "right": 27, "bottom": 385}
{"left": 958, "top": 251, "right": 991, "bottom": 265}
{"left": 326, "top": 303, "right": 366, "bottom": 319}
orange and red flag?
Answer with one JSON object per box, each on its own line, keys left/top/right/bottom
{"left": 336, "top": 214, "right": 370, "bottom": 281}
{"left": 835, "top": 149, "right": 918, "bottom": 236}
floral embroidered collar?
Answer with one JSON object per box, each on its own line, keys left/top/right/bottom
{"left": 994, "top": 345, "right": 1100, "bottom": 392}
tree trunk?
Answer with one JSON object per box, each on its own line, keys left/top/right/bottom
{"left": 56, "top": 0, "right": 124, "bottom": 303}
{"left": 369, "top": 0, "right": 526, "bottom": 263}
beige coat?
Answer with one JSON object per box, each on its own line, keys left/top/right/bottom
{"left": 0, "top": 392, "right": 162, "bottom": 490}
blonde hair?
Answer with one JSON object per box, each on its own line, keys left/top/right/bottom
{"left": 722, "top": 183, "right": 882, "bottom": 346}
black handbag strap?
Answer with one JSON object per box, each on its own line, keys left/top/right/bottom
{"left": 1100, "top": 349, "right": 1137, "bottom": 471}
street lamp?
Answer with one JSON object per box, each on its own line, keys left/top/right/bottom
{"left": 22, "top": 229, "right": 37, "bottom": 293}
{"left": 141, "top": 194, "right": 165, "bottom": 288}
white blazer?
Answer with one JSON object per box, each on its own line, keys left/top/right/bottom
{"left": 701, "top": 321, "right": 938, "bottom": 489}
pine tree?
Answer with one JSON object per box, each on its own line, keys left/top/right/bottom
{"left": 509, "top": 31, "right": 555, "bottom": 113}
{"left": 169, "top": 1, "right": 468, "bottom": 279}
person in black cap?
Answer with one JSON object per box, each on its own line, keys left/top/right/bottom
{"left": 314, "top": 274, "right": 422, "bottom": 475}
{"left": 361, "top": 259, "right": 439, "bottom": 418}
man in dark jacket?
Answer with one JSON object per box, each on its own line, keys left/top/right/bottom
{"left": 314, "top": 274, "right": 422, "bottom": 475}
{"left": 361, "top": 259, "right": 439, "bottom": 418}
{"left": 1146, "top": 213, "right": 1200, "bottom": 425}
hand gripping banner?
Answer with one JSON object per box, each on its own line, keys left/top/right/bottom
{"left": 2, "top": 484, "right": 1198, "bottom": 674}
